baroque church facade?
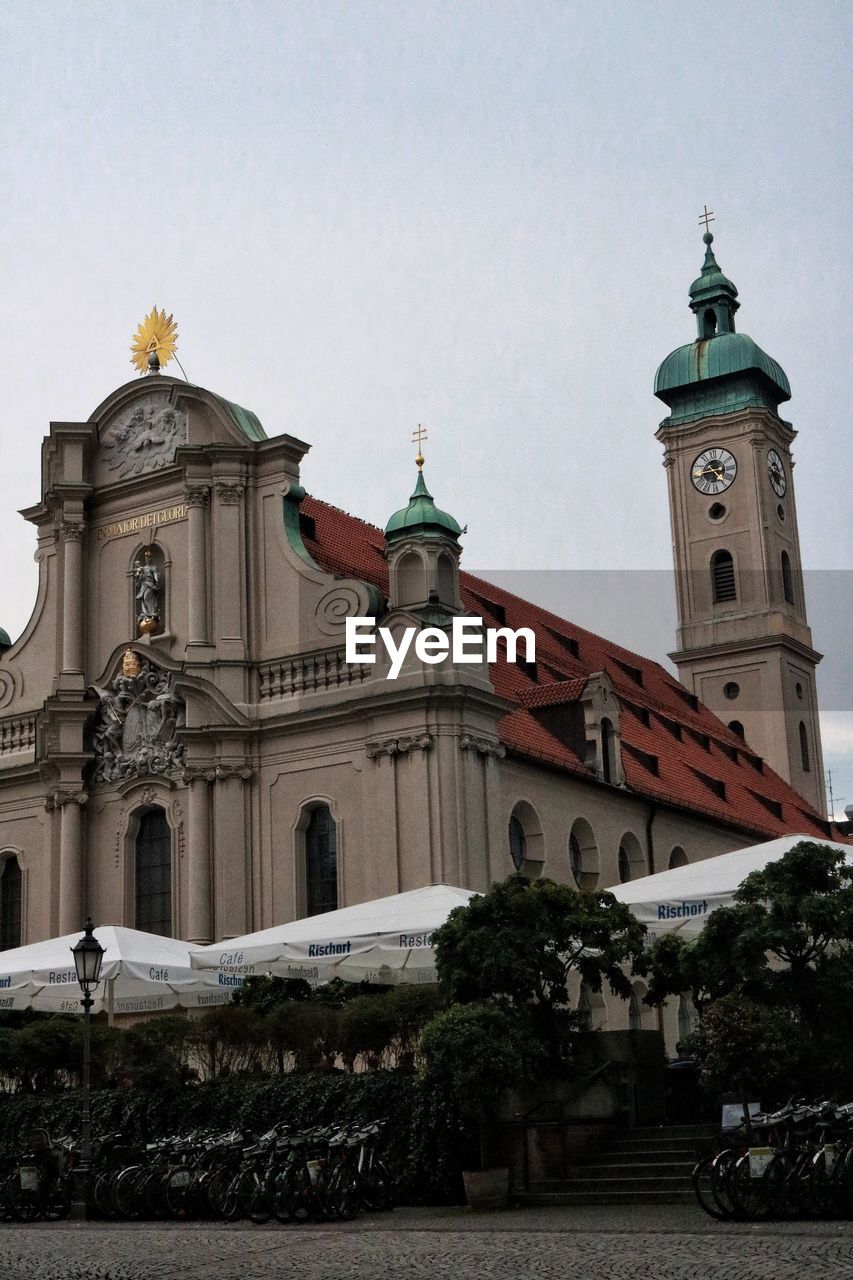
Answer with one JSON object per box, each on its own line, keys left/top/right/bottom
{"left": 0, "top": 238, "right": 843, "bottom": 1035}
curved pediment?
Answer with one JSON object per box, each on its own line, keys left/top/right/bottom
{"left": 89, "top": 378, "right": 268, "bottom": 489}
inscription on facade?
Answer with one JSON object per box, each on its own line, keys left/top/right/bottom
{"left": 96, "top": 504, "right": 187, "bottom": 542}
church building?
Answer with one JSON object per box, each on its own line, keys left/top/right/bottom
{"left": 0, "top": 235, "right": 843, "bottom": 1020}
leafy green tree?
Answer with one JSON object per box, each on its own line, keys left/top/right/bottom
{"left": 433, "top": 875, "right": 647, "bottom": 1062}
{"left": 418, "top": 1001, "right": 531, "bottom": 1170}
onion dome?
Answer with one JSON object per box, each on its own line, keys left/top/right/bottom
{"left": 384, "top": 469, "right": 462, "bottom": 545}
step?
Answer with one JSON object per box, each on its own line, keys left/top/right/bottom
{"left": 571, "top": 1161, "right": 695, "bottom": 1179}
{"left": 546, "top": 1175, "right": 693, "bottom": 1194}
{"left": 627, "top": 1125, "right": 716, "bottom": 1139}
{"left": 517, "top": 1189, "right": 696, "bottom": 1206}
{"left": 601, "top": 1146, "right": 706, "bottom": 1167}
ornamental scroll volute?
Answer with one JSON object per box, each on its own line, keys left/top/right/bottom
{"left": 90, "top": 650, "right": 185, "bottom": 783}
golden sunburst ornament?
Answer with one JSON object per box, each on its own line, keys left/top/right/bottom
{"left": 130, "top": 306, "right": 179, "bottom": 374}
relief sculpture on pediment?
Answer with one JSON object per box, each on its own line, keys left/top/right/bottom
{"left": 91, "top": 650, "right": 185, "bottom": 783}
{"left": 101, "top": 395, "right": 187, "bottom": 478}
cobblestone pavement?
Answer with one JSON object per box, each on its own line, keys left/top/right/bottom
{"left": 1, "top": 1205, "right": 852, "bottom": 1280}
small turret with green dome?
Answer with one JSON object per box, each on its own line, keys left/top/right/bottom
{"left": 384, "top": 467, "right": 463, "bottom": 545}
{"left": 655, "top": 231, "right": 791, "bottom": 426}
{"left": 384, "top": 432, "right": 463, "bottom": 615}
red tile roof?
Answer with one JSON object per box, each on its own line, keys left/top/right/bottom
{"left": 300, "top": 495, "right": 845, "bottom": 845}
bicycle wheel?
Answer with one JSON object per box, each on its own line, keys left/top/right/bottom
{"left": 249, "top": 1179, "right": 274, "bottom": 1224}
{"left": 764, "top": 1152, "right": 795, "bottom": 1218}
{"left": 112, "top": 1165, "right": 145, "bottom": 1219}
{"left": 91, "top": 1169, "right": 118, "bottom": 1219}
{"left": 810, "top": 1150, "right": 840, "bottom": 1219}
{"left": 164, "top": 1166, "right": 195, "bottom": 1220}
{"left": 207, "top": 1166, "right": 242, "bottom": 1221}
{"left": 693, "top": 1155, "right": 729, "bottom": 1220}
{"left": 7, "top": 1173, "right": 42, "bottom": 1223}
{"left": 235, "top": 1167, "right": 262, "bottom": 1220}
{"left": 365, "top": 1158, "right": 394, "bottom": 1211}
{"left": 41, "top": 1175, "right": 71, "bottom": 1221}
{"left": 729, "top": 1153, "right": 771, "bottom": 1221}
{"left": 328, "top": 1166, "right": 360, "bottom": 1221}
{"left": 710, "top": 1149, "right": 739, "bottom": 1219}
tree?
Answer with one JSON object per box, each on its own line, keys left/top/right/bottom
{"left": 418, "top": 1001, "right": 530, "bottom": 1170}
{"left": 432, "top": 875, "right": 647, "bottom": 1062}
{"left": 644, "top": 841, "right": 853, "bottom": 1098}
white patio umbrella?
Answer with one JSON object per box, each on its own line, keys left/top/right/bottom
{"left": 190, "top": 883, "right": 477, "bottom": 985}
{"left": 0, "top": 925, "right": 240, "bottom": 1019}
{"left": 607, "top": 834, "right": 853, "bottom": 938}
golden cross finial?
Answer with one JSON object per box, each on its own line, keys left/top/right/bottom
{"left": 699, "top": 205, "right": 715, "bottom": 234}
{"left": 412, "top": 423, "right": 428, "bottom": 470}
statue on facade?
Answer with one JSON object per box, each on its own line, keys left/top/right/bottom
{"left": 134, "top": 547, "right": 162, "bottom": 634}
{"left": 91, "top": 649, "right": 185, "bottom": 783}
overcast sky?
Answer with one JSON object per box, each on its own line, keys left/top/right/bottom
{"left": 1, "top": 1, "right": 850, "bottom": 814}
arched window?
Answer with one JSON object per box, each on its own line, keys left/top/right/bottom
{"left": 711, "top": 549, "right": 736, "bottom": 603}
{"left": 509, "top": 815, "right": 527, "bottom": 872}
{"left": 135, "top": 808, "right": 172, "bottom": 936}
{"left": 702, "top": 307, "right": 717, "bottom": 339}
{"left": 569, "top": 818, "right": 599, "bottom": 890}
{"left": 628, "top": 990, "right": 642, "bottom": 1031}
{"left": 668, "top": 846, "right": 688, "bottom": 870}
{"left": 728, "top": 720, "right": 745, "bottom": 740}
{"left": 618, "top": 832, "right": 644, "bottom": 884}
{"left": 0, "top": 856, "right": 22, "bottom": 951}
{"left": 799, "top": 722, "right": 811, "bottom": 773}
{"left": 569, "top": 832, "right": 583, "bottom": 887}
{"left": 436, "top": 553, "right": 456, "bottom": 607}
{"left": 396, "top": 550, "right": 425, "bottom": 606}
{"left": 781, "top": 551, "right": 795, "bottom": 605}
{"left": 306, "top": 805, "right": 338, "bottom": 916}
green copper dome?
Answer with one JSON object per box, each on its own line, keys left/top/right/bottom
{"left": 655, "top": 233, "right": 791, "bottom": 426}
{"left": 0, "top": 627, "right": 11, "bottom": 650}
{"left": 385, "top": 469, "right": 462, "bottom": 543}
{"left": 655, "top": 332, "right": 791, "bottom": 400}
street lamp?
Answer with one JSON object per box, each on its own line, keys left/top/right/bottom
{"left": 71, "top": 918, "right": 105, "bottom": 1210}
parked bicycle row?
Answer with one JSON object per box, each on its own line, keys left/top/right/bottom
{"left": 694, "top": 1098, "right": 853, "bottom": 1220}
{"left": 0, "top": 1119, "right": 394, "bottom": 1224}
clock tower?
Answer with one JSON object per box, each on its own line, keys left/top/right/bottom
{"left": 654, "top": 230, "right": 826, "bottom": 815}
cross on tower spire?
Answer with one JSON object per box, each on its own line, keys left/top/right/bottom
{"left": 411, "top": 423, "right": 428, "bottom": 470}
{"left": 698, "top": 205, "right": 715, "bottom": 234}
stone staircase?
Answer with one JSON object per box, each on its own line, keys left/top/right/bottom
{"left": 517, "top": 1123, "right": 716, "bottom": 1206}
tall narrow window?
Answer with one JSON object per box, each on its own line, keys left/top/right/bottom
{"left": 577, "top": 984, "right": 592, "bottom": 1033}
{"left": 306, "top": 805, "right": 338, "bottom": 916}
{"left": 601, "top": 718, "right": 614, "bottom": 783}
{"left": 711, "top": 550, "right": 736, "bottom": 602}
{"left": 628, "top": 991, "right": 641, "bottom": 1031}
{"left": 0, "top": 857, "right": 22, "bottom": 951}
{"left": 135, "top": 808, "right": 172, "bottom": 936}
{"left": 781, "top": 551, "right": 795, "bottom": 605}
{"left": 618, "top": 843, "right": 631, "bottom": 884}
{"left": 508, "top": 815, "right": 527, "bottom": 871}
{"left": 677, "top": 993, "right": 693, "bottom": 1042}
{"left": 799, "top": 722, "right": 811, "bottom": 773}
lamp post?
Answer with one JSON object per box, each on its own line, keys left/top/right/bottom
{"left": 71, "top": 918, "right": 105, "bottom": 1213}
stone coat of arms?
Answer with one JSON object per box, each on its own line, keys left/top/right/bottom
{"left": 91, "top": 651, "right": 185, "bottom": 782}
{"left": 101, "top": 395, "right": 187, "bottom": 478}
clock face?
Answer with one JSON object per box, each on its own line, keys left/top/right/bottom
{"left": 768, "top": 448, "right": 787, "bottom": 497}
{"left": 691, "top": 447, "right": 737, "bottom": 495}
